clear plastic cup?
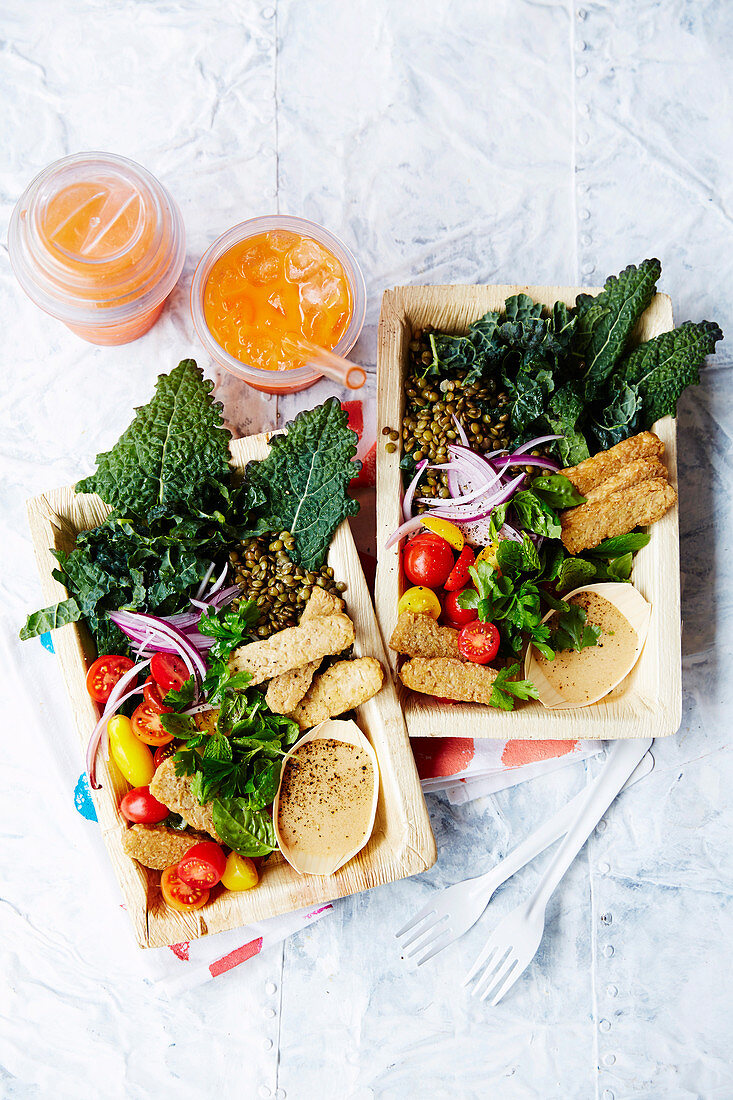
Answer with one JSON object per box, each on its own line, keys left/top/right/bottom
{"left": 190, "top": 215, "right": 366, "bottom": 394}
{"left": 8, "top": 152, "right": 185, "bottom": 346}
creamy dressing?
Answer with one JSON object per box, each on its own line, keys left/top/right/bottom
{"left": 536, "top": 591, "right": 638, "bottom": 706}
{"left": 277, "top": 738, "right": 375, "bottom": 864}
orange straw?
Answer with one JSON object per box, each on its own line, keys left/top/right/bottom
{"left": 281, "top": 333, "right": 367, "bottom": 390}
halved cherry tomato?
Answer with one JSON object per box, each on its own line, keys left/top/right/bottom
{"left": 160, "top": 865, "right": 210, "bottom": 912}
{"left": 403, "top": 534, "right": 454, "bottom": 588}
{"left": 444, "top": 545, "right": 476, "bottom": 591}
{"left": 85, "top": 654, "right": 134, "bottom": 704}
{"left": 143, "top": 675, "right": 172, "bottom": 714}
{"left": 443, "top": 590, "right": 479, "bottom": 627}
{"left": 150, "top": 652, "right": 188, "bottom": 693}
{"left": 458, "top": 620, "right": 500, "bottom": 665}
{"left": 119, "top": 786, "right": 170, "bottom": 824}
{"left": 221, "top": 852, "right": 260, "bottom": 891}
{"left": 178, "top": 841, "right": 227, "bottom": 889}
{"left": 131, "top": 701, "right": 174, "bottom": 747}
{"left": 476, "top": 540, "right": 501, "bottom": 574}
{"left": 420, "top": 516, "right": 465, "bottom": 551}
{"left": 153, "top": 742, "right": 177, "bottom": 769}
{"left": 398, "top": 586, "right": 442, "bottom": 619}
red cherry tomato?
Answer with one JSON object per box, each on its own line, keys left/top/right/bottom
{"left": 444, "top": 545, "right": 476, "bottom": 591}
{"left": 131, "top": 701, "right": 174, "bottom": 747}
{"left": 178, "top": 841, "right": 227, "bottom": 889}
{"left": 443, "top": 590, "right": 479, "bottom": 627}
{"left": 85, "top": 654, "right": 135, "bottom": 704}
{"left": 143, "top": 675, "right": 172, "bottom": 714}
{"left": 160, "top": 865, "right": 210, "bottom": 912}
{"left": 403, "top": 534, "right": 454, "bottom": 588}
{"left": 458, "top": 620, "right": 500, "bottom": 664}
{"left": 119, "top": 785, "right": 170, "bottom": 824}
{"left": 150, "top": 652, "right": 189, "bottom": 693}
{"left": 153, "top": 742, "right": 177, "bottom": 769}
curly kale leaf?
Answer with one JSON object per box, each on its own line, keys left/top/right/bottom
{"left": 574, "top": 259, "right": 661, "bottom": 400}
{"left": 77, "top": 359, "right": 231, "bottom": 513}
{"left": 245, "top": 398, "right": 360, "bottom": 570}
{"left": 589, "top": 375, "right": 643, "bottom": 450}
{"left": 19, "top": 598, "right": 83, "bottom": 640}
{"left": 617, "top": 319, "right": 723, "bottom": 423}
{"left": 543, "top": 382, "right": 590, "bottom": 466}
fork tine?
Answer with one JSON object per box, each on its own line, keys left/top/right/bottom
{"left": 463, "top": 939, "right": 499, "bottom": 986}
{"left": 480, "top": 955, "right": 518, "bottom": 1004}
{"left": 404, "top": 917, "right": 449, "bottom": 959}
{"left": 395, "top": 907, "right": 436, "bottom": 940}
{"left": 416, "top": 929, "right": 453, "bottom": 967}
{"left": 486, "top": 960, "right": 522, "bottom": 1006}
{"left": 472, "top": 946, "right": 511, "bottom": 1000}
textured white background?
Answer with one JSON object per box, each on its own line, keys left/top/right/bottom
{"left": 1, "top": 1, "right": 732, "bottom": 1098}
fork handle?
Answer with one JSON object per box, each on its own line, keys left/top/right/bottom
{"left": 529, "top": 738, "right": 652, "bottom": 916}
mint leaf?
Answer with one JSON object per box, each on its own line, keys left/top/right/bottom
{"left": 496, "top": 535, "right": 541, "bottom": 578}
{"left": 555, "top": 557, "right": 597, "bottom": 594}
{"left": 77, "top": 359, "right": 230, "bottom": 513}
{"left": 511, "top": 490, "right": 562, "bottom": 539}
{"left": 618, "top": 319, "right": 723, "bottom": 423}
{"left": 530, "top": 473, "right": 586, "bottom": 510}
{"left": 574, "top": 259, "right": 661, "bottom": 400}
{"left": 20, "top": 597, "right": 82, "bottom": 639}
{"left": 246, "top": 399, "right": 360, "bottom": 570}
{"left": 212, "top": 798, "right": 278, "bottom": 857}
{"left": 551, "top": 603, "right": 601, "bottom": 652}
{"left": 490, "top": 664, "right": 540, "bottom": 711}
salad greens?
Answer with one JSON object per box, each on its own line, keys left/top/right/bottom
{"left": 489, "top": 664, "right": 540, "bottom": 711}
{"left": 549, "top": 602, "right": 601, "bottom": 653}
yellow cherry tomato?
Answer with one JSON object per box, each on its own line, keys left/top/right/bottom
{"left": 420, "top": 516, "right": 465, "bottom": 551}
{"left": 476, "top": 540, "right": 501, "bottom": 574}
{"left": 221, "top": 852, "right": 259, "bottom": 891}
{"left": 108, "top": 715, "right": 155, "bottom": 787}
{"left": 398, "top": 586, "right": 442, "bottom": 619}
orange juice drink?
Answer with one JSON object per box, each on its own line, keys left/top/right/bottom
{"left": 9, "top": 153, "right": 185, "bottom": 345}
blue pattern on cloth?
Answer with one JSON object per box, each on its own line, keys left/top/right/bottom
{"left": 74, "top": 773, "right": 98, "bottom": 821}
{"left": 40, "top": 632, "right": 55, "bottom": 653}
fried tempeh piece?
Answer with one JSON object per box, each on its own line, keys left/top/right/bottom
{"left": 150, "top": 759, "right": 221, "bottom": 841}
{"left": 228, "top": 613, "right": 355, "bottom": 685}
{"left": 561, "top": 431, "right": 665, "bottom": 495}
{"left": 389, "top": 611, "right": 460, "bottom": 659}
{"left": 400, "top": 657, "right": 499, "bottom": 705}
{"left": 560, "top": 478, "right": 678, "bottom": 554}
{"left": 121, "top": 824, "right": 208, "bottom": 870}
{"left": 582, "top": 457, "right": 669, "bottom": 505}
{"left": 265, "top": 588, "right": 345, "bottom": 714}
{"left": 289, "top": 657, "right": 384, "bottom": 728}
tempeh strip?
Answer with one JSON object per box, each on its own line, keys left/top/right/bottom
{"left": 228, "top": 613, "right": 355, "bottom": 685}
{"left": 560, "top": 478, "right": 677, "bottom": 554}
{"left": 561, "top": 431, "right": 664, "bottom": 495}
{"left": 289, "top": 658, "right": 384, "bottom": 729}
{"left": 265, "top": 588, "right": 345, "bottom": 714}
{"left": 582, "top": 457, "right": 668, "bottom": 504}
{"left": 400, "top": 657, "right": 499, "bottom": 705}
{"left": 389, "top": 611, "right": 460, "bottom": 659}
{"left": 150, "top": 759, "right": 222, "bottom": 840}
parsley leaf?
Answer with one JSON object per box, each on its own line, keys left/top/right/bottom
{"left": 490, "top": 664, "right": 540, "bottom": 711}
{"left": 163, "top": 678, "right": 196, "bottom": 709}
{"left": 551, "top": 603, "right": 601, "bottom": 652}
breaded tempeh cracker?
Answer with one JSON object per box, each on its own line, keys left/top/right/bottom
{"left": 560, "top": 477, "right": 677, "bottom": 554}
{"left": 228, "top": 613, "right": 355, "bottom": 685}
{"left": 265, "top": 588, "right": 345, "bottom": 714}
{"left": 150, "top": 759, "right": 221, "bottom": 841}
{"left": 289, "top": 657, "right": 384, "bottom": 728}
{"left": 561, "top": 431, "right": 664, "bottom": 495}
{"left": 389, "top": 611, "right": 460, "bottom": 659}
{"left": 121, "top": 823, "right": 209, "bottom": 870}
{"left": 582, "top": 457, "right": 669, "bottom": 505}
{"left": 400, "top": 657, "right": 499, "bottom": 705}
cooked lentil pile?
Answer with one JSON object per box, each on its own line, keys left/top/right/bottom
{"left": 230, "top": 532, "right": 346, "bottom": 638}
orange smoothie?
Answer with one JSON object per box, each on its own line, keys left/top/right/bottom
{"left": 203, "top": 230, "right": 353, "bottom": 371}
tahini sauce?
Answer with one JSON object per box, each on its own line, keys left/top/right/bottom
{"left": 536, "top": 591, "right": 638, "bottom": 706}
{"left": 277, "top": 738, "right": 375, "bottom": 865}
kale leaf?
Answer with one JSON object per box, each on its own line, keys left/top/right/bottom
{"left": 543, "top": 383, "right": 591, "bottom": 466}
{"left": 19, "top": 597, "right": 82, "bottom": 640}
{"left": 617, "top": 319, "right": 723, "bottom": 424}
{"left": 589, "top": 374, "right": 643, "bottom": 450}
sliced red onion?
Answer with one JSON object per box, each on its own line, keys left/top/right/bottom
{"left": 208, "top": 560, "right": 230, "bottom": 597}
{"left": 402, "top": 459, "right": 428, "bottom": 522}
{"left": 108, "top": 610, "right": 208, "bottom": 683}
{"left": 500, "top": 455, "right": 560, "bottom": 472}
{"left": 183, "top": 702, "right": 218, "bottom": 716}
{"left": 451, "top": 414, "right": 469, "bottom": 448}
{"left": 498, "top": 522, "right": 524, "bottom": 543}
{"left": 385, "top": 515, "right": 424, "bottom": 549}
{"left": 511, "top": 434, "right": 561, "bottom": 456}
{"left": 194, "top": 562, "right": 215, "bottom": 601}
{"left": 86, "top": 659, "right": 150, "bottom": 790}
{"left": 428, "top": 472, "right": 526, "bottom": 522}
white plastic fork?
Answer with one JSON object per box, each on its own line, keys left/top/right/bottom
{"left": 396, "top": 744, "right": 654, "bottom": 966}
{"left": 464, "top": 736, "right": 653, "bottom": 1005}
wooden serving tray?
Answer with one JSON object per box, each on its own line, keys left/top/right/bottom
{"left": 26, "top": 432, "right": 436, "bottom": 948}
{"left": 375, "top": 283, "right": 682, "bottom": 740}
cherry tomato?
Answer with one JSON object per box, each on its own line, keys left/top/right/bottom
{"left": 120, "top": 785, "right": 170, "bottom": 824}
{"left": 108, "top": 715, "right": 155, "bottom": 787}
{"left": 221, "top": 852, "right": 259, "bottom": 891}
{"left": 476, "top": 540, "right": 501, "bottom": 574}
{"left": 150, "top": 652, "right": 189, "bottom": 693}
{"left": 403, "top": 534, "right": 454, "bottom": 588}
{"left": 443, "top": 590, "right": 479, "bottom": 627}
{"left": 444, "top": 545, "right": 476, "bottom": 591}
{"left": 398, "top": 586, "right": 442, "bottom": 619}
{"left": 160, "top": 865, "right": 210, "bottom": 912}
{"left": 420, "top": 516, "right": 465, "bottom": 551}
{"left": 178, "top": 841, "right": 227, "bottom": 889}
{"left": 143, "top": 675, "right": 172, "bottom": 714}
{"left": 153, "top": 742, "right": 177, "bottom": 769}
{"left": 85, "top": 654, "right": 134, "bottom": 704}
{"left": 458, "top": 620, "right": 500, "bottom": 664}
{"left": 131, "top": 701, "right": 174, "bottom": 747}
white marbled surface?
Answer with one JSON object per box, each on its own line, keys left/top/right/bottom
{"left": 1, "top": 1, "right": 732, "bottom": 1097}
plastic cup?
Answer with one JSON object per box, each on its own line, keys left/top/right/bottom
{"left": 190, "top": 215, "right": 366, "bottom": 394}
{"left": 8, "top": 152, "right": 185, "bottom": 346}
